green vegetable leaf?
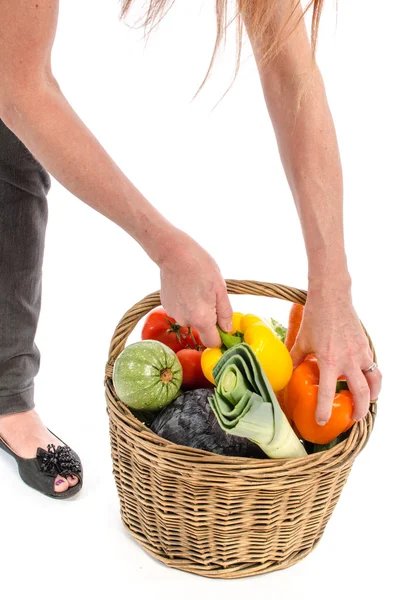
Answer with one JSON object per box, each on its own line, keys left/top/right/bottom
{"left": 336, "top": 380, "right": 349, "bottom": 392}
{"left": 216, "top": 325, "right": 244, "bottom": 348}
{"left": 270, "top": 318, "right": 288, "bottom": 344}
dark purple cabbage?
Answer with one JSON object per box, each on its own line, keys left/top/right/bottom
{"left": 150, "top": 388, "right": 265, "bottom": 459}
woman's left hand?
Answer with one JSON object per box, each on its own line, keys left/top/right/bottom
{"left": 290, "top": 281, "right": 382, "bottom": 425}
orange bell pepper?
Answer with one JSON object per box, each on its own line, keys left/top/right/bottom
{"left": 284, "top": 356, "right": 354, "bottom": 445}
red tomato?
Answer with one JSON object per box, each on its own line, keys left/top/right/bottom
{"left": 141, "top": 308, "right": 203, "bottom": 353}
{"left": 176, "top": 349, "right": 213, "bottom": 390}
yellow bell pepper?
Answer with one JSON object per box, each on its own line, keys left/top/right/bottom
{"left": 243, "top": 322, "right": 293, "bottom": 392}
{"left": 240, "top": 313, "right": 262, "bottom": 333}
{"left": 229, "top": 312, "right": 244, "bottom": 334}
{"left": 201, "top": 347, "right": 223, "bottom": 385}
{"left": 201, "top": 313, "right": 293, "bottom": 392}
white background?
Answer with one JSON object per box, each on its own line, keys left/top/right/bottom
{"left": 1, "top": 1, "right": 401, "bottom": 598}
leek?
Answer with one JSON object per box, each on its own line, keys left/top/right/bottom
{"left": 209, "top": 343, "right": 307, "bottom": 459}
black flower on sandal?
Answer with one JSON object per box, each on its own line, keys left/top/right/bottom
{"left": 0, "top": 434, "right": 83, "bottom": 499}
{"left": 37, "top": 444, "right": 81, "bottom": 478}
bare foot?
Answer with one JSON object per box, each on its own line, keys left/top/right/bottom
{"left": 0, "top": 409, "right": 79, "bottom": 493}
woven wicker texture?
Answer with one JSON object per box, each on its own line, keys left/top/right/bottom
{"left": 104, "top": 280, "right": 377, "bottom": 579}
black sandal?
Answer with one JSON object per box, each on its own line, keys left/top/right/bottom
{"left": 0, "top": 430, "right": 83, "bottom": 499}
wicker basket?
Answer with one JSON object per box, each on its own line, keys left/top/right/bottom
{"left": 104, "top": 280, "right": 377, "bottom": 579}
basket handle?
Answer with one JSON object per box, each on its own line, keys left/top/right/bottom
{"left": 104, "top": 279, "right": 376, "bottom": 384}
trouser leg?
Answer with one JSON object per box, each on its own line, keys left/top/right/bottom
{"left": 0, "top": 119, "right": 51, "bottom": 415}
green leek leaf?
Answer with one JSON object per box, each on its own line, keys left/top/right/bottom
{"left": 209, "top": 343, "right": 306, "bottom": 459}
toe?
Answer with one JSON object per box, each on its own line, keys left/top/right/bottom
{"left": 67, "top": 475, "right": 79, "bottom": 488}
{"left": 54, "top": 476, "right": 69, "bottom": 493}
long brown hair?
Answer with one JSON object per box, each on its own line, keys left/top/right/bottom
{"left": 121, "top": 1, "right": 325, "bottom": 96}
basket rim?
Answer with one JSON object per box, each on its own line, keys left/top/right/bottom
{"left": 104, "top": 279, "right": 377, "bottom": 473}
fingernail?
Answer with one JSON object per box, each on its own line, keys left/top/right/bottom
{"left": 56, "top": 479, "right": 64, "bottom": 486}
{"left": 226, "top": 322, "right": 233, "bottom": 332}
{"left": 317, "top": 420, "right": 328, "bottom": 426}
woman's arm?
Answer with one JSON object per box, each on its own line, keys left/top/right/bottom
{"left": 245, "top": 1, "right": 382, "bottom": 423}
{"left": 0, "top": 0, "right": 232, "bottom": 347}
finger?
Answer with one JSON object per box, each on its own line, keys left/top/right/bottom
{"left": 196, "top": 321, "right": 222, "bottom": 349}
{"left": 215, "top": 285, "right": 233, "bottom": 333}
{"left": 290, "top": 341, "right": 308, "bottom": 369}
{"left": 362, "top": 365, "right": 382, "bottom": 401}
{"left": 346, "top": 368, "right": 370, "bottom": 421}
{"left": 170, "top": 313, "right": 188, "bottom": 327}
{"left": 316, "top": 366, "right": 338, "bottom": 425}
{"left": 362, "top": 356, "right": 382, "bottom": 400}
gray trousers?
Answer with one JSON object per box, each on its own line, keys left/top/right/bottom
{"left": 0, "top": 119, "right": 50, "bottom": 415}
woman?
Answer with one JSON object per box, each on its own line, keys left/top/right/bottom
{"left": 0, "top": 0, "right": 382, "bottom": 498}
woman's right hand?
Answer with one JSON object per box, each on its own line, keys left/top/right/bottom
{"left": 158, "top": 231, "right": 233, "bottom": 349}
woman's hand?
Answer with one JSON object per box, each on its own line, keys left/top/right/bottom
{"left": 290, "top": 279, "right": 382, "bottom": 425}
{"left": 158, "top": 231, "right": 233, "bottom": 349}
